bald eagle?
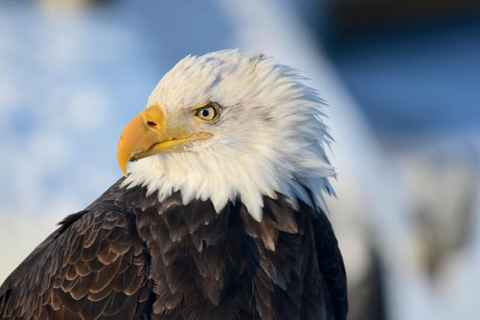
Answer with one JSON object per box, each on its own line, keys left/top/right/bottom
{"left": 0, "top": 50, "right": 347, "bottom": 320}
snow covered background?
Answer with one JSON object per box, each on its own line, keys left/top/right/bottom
{"left": 0, "top": 1, "right": 479, "bottom": 319}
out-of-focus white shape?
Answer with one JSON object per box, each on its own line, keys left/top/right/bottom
{"left": 38, "top": 0, "right": 91, "bottom": 13}
{"left": 403, "top": 154, "right": 477, "bottom": 277}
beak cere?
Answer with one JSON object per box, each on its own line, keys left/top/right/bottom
{"left": 117, "top": 105, "right": 212, "bottom": 177}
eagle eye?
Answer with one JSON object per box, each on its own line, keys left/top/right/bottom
{"left": 194, "top": 103, "right": 219, "bottom": 122}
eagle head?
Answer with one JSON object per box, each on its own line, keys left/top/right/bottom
{"left": 118, "top": 49, "right": 335, "bottom": 221}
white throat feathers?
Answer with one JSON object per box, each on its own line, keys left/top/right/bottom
{"left": 122, "top": 49, "right": 336, "bottom": 221}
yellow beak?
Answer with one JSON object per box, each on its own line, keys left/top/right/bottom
{"left": 117, "top": 105, "right": 211, "bottom": 176}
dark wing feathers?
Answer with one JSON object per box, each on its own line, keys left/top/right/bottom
{"left": 1, "top": 179, "right": 347, "bottom": 320}
{"left": 240, "top": 199, "right": 328, "bottom": 320}
{"left": 313, "top": 212, "right": 349, "bottom": 320}
{"left": 137, "top": 191, "right": 346, "bottom": 320}
{"left": 0, "top": 183, "right": 152, "bottom": 320}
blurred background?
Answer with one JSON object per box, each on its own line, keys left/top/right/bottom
{"left": 0, "top": 0, "right": 479, "bottom": 319}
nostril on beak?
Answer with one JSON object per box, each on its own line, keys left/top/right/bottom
{"left": 146, "top": 121, "right": 157, "bottom": 127}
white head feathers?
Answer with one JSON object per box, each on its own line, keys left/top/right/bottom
{"left": 122, "top": 49, "right": 335, "bottom": 221}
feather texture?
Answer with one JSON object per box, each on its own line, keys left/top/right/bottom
{"left": 123, "top": 50, "right": 336, "bottom": 221}
{"left": 0, "top": 179, "right": 347, "bottom": 319}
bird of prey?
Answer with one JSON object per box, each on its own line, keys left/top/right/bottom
{"left": 0, "top": 50, "right": 347, "bottom": 320}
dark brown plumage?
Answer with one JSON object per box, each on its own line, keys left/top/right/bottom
{"left": 0, "top": 178, "right": 347, "bottom": 319}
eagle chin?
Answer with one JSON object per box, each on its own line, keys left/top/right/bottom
{"left": 0, "top": 50, "right": 347, "bottom": 320}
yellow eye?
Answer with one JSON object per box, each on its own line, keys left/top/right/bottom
{"left": 195, "top": 103, "right": 219, "bottom": 122}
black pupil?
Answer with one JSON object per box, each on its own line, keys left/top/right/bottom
{"left": 202, "top": 109, "right": 210, "bottom": 117}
